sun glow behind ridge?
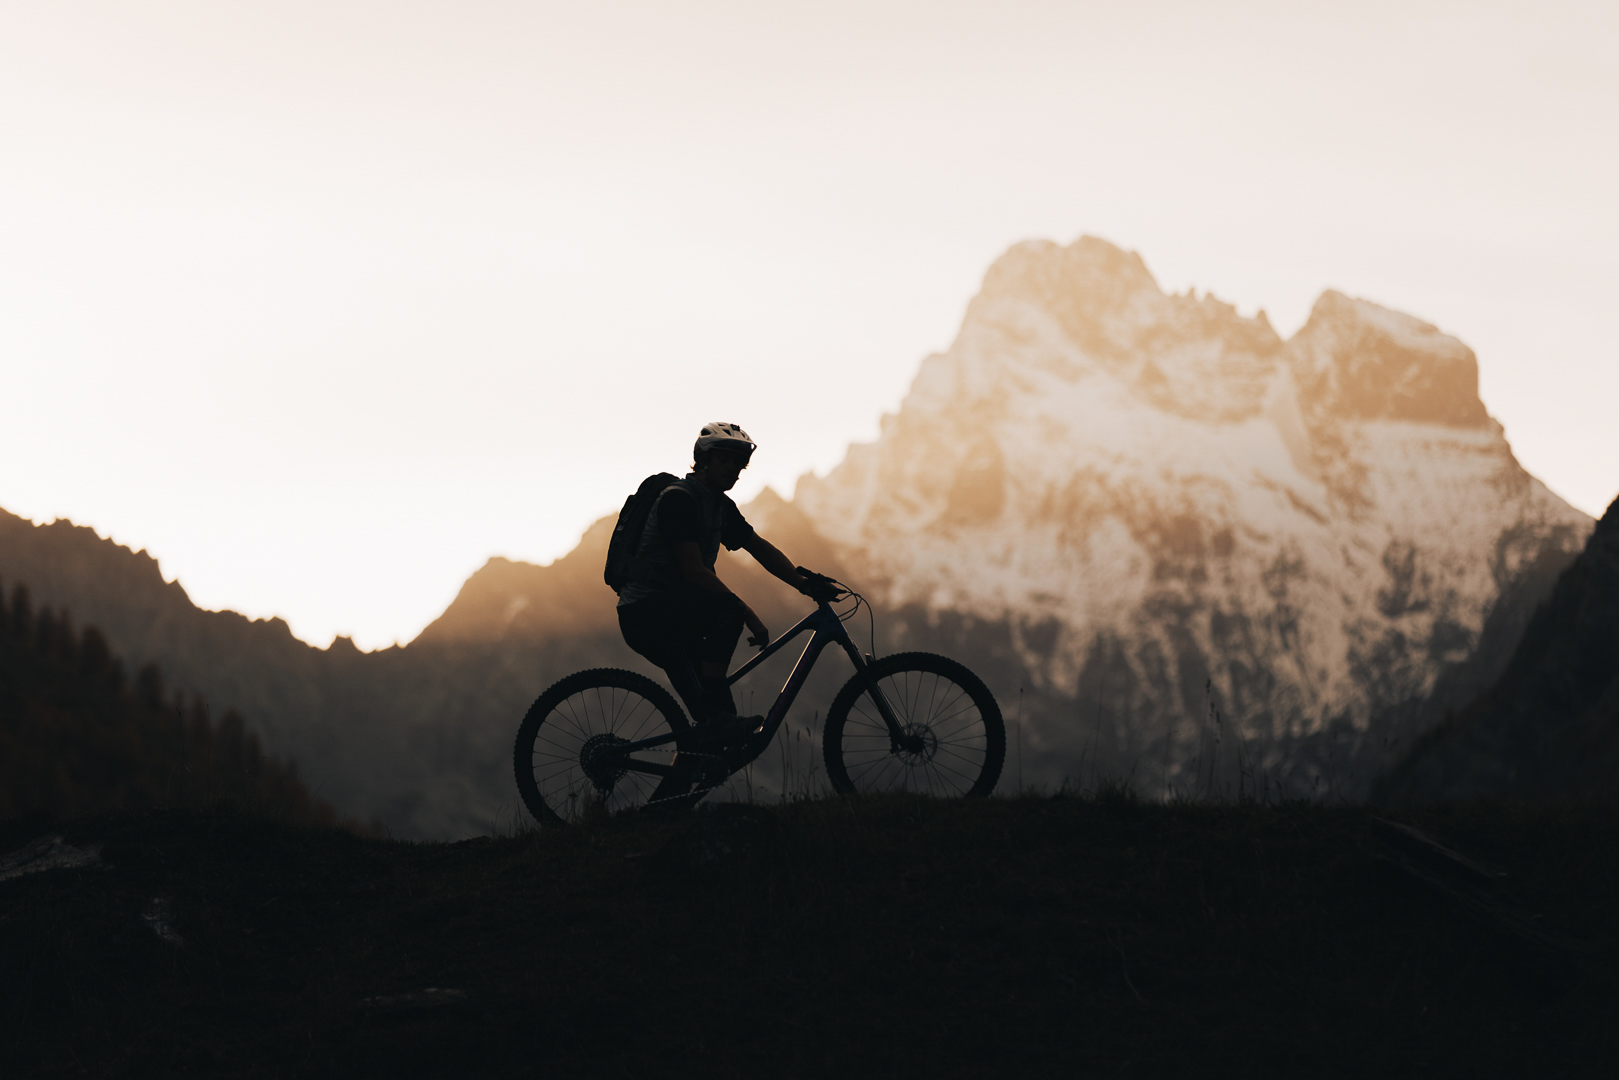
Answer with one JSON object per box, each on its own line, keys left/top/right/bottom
{"left": 1, "top": 0, "right": 1615, "bottom": 648}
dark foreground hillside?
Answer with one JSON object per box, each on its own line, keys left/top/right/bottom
{"left": 2, "top": 798, "right": 1615, "bottom": 1078}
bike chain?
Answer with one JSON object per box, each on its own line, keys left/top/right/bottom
{"left": 637, "top": 744, "right": 741, "bottom": 809}
{"left": 643, "top": 778, "right": 728, "bottom": 809}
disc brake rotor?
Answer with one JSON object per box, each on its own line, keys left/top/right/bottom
{"left": 895, "top": 721, "right": 939, "bottom": 765}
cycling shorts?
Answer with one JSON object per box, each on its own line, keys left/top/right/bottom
{"left": 617, "top": 590, "right": 745, "bottom": 672}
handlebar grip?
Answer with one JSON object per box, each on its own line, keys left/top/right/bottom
{"left": 796, "top": 566, "right": 845, "bottom": 603}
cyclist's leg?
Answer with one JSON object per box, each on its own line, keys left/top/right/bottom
{"left": 618, "top": 593, "right": 734, "bottom": 723}
{"left": 685, "top": 591, "right": 747, "bottom": 716}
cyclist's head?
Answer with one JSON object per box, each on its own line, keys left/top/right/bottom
{"left": 693, "top": 422, "right": 756, "bottom": 471}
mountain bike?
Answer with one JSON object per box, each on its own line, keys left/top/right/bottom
{"left": 513, "top": 571, "right": 1005, "bottom": 825}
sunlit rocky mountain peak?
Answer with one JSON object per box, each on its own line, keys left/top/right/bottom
{"left": 791, "top": 236, "right": 1589, "bottom": 783}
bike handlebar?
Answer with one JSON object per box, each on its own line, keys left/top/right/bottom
{"left": 796, "top": 566, "right": 848, "bottom": 604}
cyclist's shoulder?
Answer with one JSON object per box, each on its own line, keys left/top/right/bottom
{"left": 657, "top": 477, "right": 747, "bottom": 527}
{"left": 652, "top": 482, "right": 704, "bottom": 535}
{"left": 662, "top": 477, "right": 739, "bottom": 511}
{"left": 657, "top": 478, "right": 701, "bottom": 509}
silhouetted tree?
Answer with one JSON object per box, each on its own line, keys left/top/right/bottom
{"left": 0, "top": 578, "right": 338, "bottom": 824}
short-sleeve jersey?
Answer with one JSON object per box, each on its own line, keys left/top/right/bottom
{"left": 655, "top": 486, "right": 754, "bottom": 551}
{"left": 615, "top": 475, "right": 755, "bottom": 606}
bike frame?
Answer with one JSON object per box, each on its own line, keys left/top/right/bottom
{"left": 597, "top": 599, "right": 906, "bottom": 780}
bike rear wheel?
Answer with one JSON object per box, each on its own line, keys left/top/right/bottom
{"left": 823, "top": 652, "right": 1005, "bottom": 798}
{"left": 514, "top": 668, "right": 692, "bottom": 826}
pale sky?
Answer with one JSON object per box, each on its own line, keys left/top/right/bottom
{"left": 2, "top": 0, "right": 1615, "bottom": 650}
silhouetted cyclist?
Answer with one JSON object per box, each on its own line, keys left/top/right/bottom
{"left": 616, "top": 423, "right": 820, "bottom": 742}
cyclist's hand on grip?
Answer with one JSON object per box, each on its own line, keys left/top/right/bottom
{"left": 795, "top": 566, "right": 845, "bottom": 604}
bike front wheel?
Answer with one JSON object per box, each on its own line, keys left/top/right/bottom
{"left": 823, "top": 652, "right": 1005, "bottom": 798}
{"left": 514, "top": 668, "right": 691, "bottom": 826}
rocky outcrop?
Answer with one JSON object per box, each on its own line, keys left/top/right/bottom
{"left": 1290, "top": 290, "right": 1491, "bottom": 430}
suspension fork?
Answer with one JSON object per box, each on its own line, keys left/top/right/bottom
{"left": 832, "top": 625, "right": 912, "bottom": 750}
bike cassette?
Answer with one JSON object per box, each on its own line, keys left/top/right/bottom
{"left": 578, "top": 733, "right": 630, "bottom": 795}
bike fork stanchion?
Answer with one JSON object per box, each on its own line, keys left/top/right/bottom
{"left": 862, "top": 681, "right": 912, "bottom": 753}
{"left": 835, "top": 624, "right": 910, "bottom": 751}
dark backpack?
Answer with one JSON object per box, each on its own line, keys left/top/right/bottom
{"left": 603, "top": 472, "right": 680, "bottom": 594}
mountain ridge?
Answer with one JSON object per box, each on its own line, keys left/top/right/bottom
{"left": 0, "top": 236, "right": 1597, "bottom": 831}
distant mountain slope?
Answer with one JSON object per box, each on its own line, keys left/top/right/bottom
{"left": 0, "top": 580, "right": 335, "bottom": 822}
{"left": 0, "top": 510, "right": 327, "bottom": 749}
{"left": 414, "top": 489, "right": 850, "bottom": 648}
{"left": 0, "top": 510, "right": 511, "bottom": 836}
{"left": 413, "top": 518, "right": 619, "bottom": 645}
{"left": 1377, "top": 494, "right": 1619, "bottom": 802}
{"left": 0, "top": 500, "right": 848, "bottom": 837}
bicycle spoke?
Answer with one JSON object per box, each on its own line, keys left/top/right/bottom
{"left": 557, "top": 697, "right": 595, "bottom": 743}
{"left": 624, "top": 699, "right": 662, "bottom": 742}
{"left": 852, "top": 753, "right": 903, "bottom": 790}
{"left": 607, "top": 686, "right": 630, "bottom": 732}
{"left": 927, "top": 699, "right": 983, "bottom": 731}
{"left": 534, "top": 730, "right": 583, "bottom": 756}
{"left": 928, "top": 757, "right": 977, "bottom": 788}
{"left": 936, "top": 737, "right": 988, "bottom": 756}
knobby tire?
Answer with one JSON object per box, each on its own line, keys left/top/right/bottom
{"left": 513, "top": 668, "right": 692, "bottom": 826}
{"left": 822, "top": 651, "right": 1005, "bottom": 798}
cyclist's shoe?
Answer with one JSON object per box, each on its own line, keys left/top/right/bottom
{"left": 692, "top": 712, "right": 764, "bottom": 745}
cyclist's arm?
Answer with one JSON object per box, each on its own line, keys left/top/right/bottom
{"left": 741, "top": 534, "right": 813, "bottom": 595}
{"left": 673, "top": 541, "right": 735, "bottom": 597}
{"left": 673, "top": 541, "right": 770, "bottom": 646}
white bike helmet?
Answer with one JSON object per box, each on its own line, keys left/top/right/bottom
{"left": 694, "top": 422, "right": 757, "bottom": 463}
